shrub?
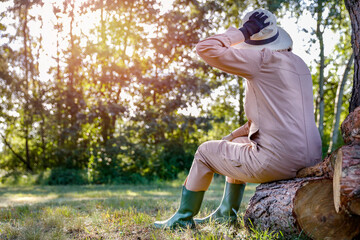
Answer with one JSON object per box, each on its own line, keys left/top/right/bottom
{"left": 0, "top": 171, "right": 38, "bottom": 185}
{"left": 46, "top": 168, "right": 89, "bottom": 185}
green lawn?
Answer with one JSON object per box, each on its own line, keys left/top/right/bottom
{"left": 0, "top": 175, "right": 282, "bottom": 240}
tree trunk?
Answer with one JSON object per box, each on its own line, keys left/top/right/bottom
{"left": 244, "top": 178, "right": 360, "bottom": 240}
{"left": 53, "top": 4, "right": 65, "bottom": 165}
{"left": 23, "top": 1, "right": 32, "bottom": 172}
{"left": 345, "top": 0, "right": 360, "bottom": 112}
{"left": 328, "top": 53, "right": 354, "bottom": 153}
{"left": 316, "top": 0, "right": 325, "bottom": 139}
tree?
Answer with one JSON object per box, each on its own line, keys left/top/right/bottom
{"left": 0, "top": 0, "right": 356, "bottom": 184}
{"left": 328, "top": 52, "right": 353, "bottom": 153}
{"left": 299, "top": 1, "right": 346, "bottom": 142}
{"left": 1, "top": 0, "right": 44, "bottom": 172}
{"left": 344, "top": 0, "right": 360, "bottom": 112}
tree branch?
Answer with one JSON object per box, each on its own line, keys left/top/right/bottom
{"left": 0, "top": 132, "right": 32, "bottom": 170}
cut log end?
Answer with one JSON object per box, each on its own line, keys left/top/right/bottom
{"left": 294, "top": 179, "right": 360, "bottom": 240}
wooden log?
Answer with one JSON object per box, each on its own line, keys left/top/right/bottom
{"left": 333, "top": 144, "right": 360, "bottom": 215}
{"left": 296, "top": 144, "right": 360, "bottom": 216}
{"left": 244, "top": 177, "right": 360, "bottom": 240}
{"left": 296, "top": 150, "right": 336, "bottom": 178}
{"left": 341, "top": 106, "right": 360, "bottom": 145}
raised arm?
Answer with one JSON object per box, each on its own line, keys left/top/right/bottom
{"left": 196, "top": 27, "right": 261, "bottom": 79}
{"left": 196, "top": 12, "right": 270, "bottom": 78}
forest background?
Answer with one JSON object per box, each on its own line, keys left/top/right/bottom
{"left": 0, "top": 0, "right": 353, "bottom": 185}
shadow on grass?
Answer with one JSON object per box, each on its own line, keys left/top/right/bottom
{"left": 0, "top": 176, "right": 261, "bottom": 240}
{"left": 0, "top": 185, "right": 180, "bottom": 209}
{"left": 0, "top": 175, "right": 258, "bottom": 208}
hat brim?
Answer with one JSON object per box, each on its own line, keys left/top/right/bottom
{"left": 232, "top": 27, "right": 293, "bottom": 51}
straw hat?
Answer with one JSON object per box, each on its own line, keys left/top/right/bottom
{"left": 233, "top": 9, "right": 293, "bottom": 51}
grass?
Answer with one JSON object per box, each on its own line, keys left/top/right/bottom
{"left": 0, "top": 174, "right": 298, "bottom": 240}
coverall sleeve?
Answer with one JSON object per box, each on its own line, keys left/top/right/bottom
{"left": 196, "top": 27, "right": 262, "bottom": 79}
{"left": 231, "top": 121, "right": 251, "bottom": 138}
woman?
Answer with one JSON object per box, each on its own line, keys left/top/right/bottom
{"left": 154, "top": 9, "right": 322, "bottom": 229}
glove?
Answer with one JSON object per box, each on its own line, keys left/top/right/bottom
{"left": 239, "top": 12, "right": 270, "bottom": 40}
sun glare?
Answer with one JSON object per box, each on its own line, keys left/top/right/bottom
{"left": 28, "top": 0, "right": 176, "bottom": 81}
{"left": 1, "top": 0, "right": 341, "bottom": 118}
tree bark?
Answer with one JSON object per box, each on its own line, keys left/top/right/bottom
{"left": 341, "top": 106, "right": 360, "bottom": 145}
{"left": 333, "top": 144, "right": 360, "bottom": 215}
{"left": 296, "top": 148, "right": 336, "bottom": 179}
{"left": 345, "top": 0, "right": 360, "bottom": 112}
{"left": 244, "top": 178, "right": 360, "bottom": 240}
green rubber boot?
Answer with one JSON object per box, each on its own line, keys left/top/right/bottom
{"left": 194, "top": 182, "right": 245, "bottom": 224}
{"left": 154, "top": 186, "right": 205, "bottom": 229}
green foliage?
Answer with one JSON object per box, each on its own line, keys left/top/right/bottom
{"left": 0, "top": 0, "right": 355, "bottom": 181}
{"left": 0, "top": 0, "right": 217, "bottom": 182}
{"left": 46, "top": 168, "right": 89, "bottom": 185}
{"left": 0, "top": 171, "right": 38, "bottom": 186}
{"left": 156, "top": 141, "right": 194, "bottom": 180}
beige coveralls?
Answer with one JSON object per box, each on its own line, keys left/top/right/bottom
{"left": 185, "top": 27, "right": 322, "bottom": 192}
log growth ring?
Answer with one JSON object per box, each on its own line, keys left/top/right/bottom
{"left": 293, "top": 179, "right": 360, "bottom": 240}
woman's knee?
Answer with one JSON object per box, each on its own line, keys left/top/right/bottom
{"left": 197, "top": 141, "right": 210, "bottom": 153}
{"left": 195, "top": 141, "right": 215, "bottom": 161}
{"left": 197, "top": 140, "right": 223, "bottom": 154}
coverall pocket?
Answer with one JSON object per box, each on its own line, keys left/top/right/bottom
{"left": 228, "top": 158, "right": 242, "bottom": 167}
{"left": 226, "top": 158, "right": 255, "bottom": 178}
